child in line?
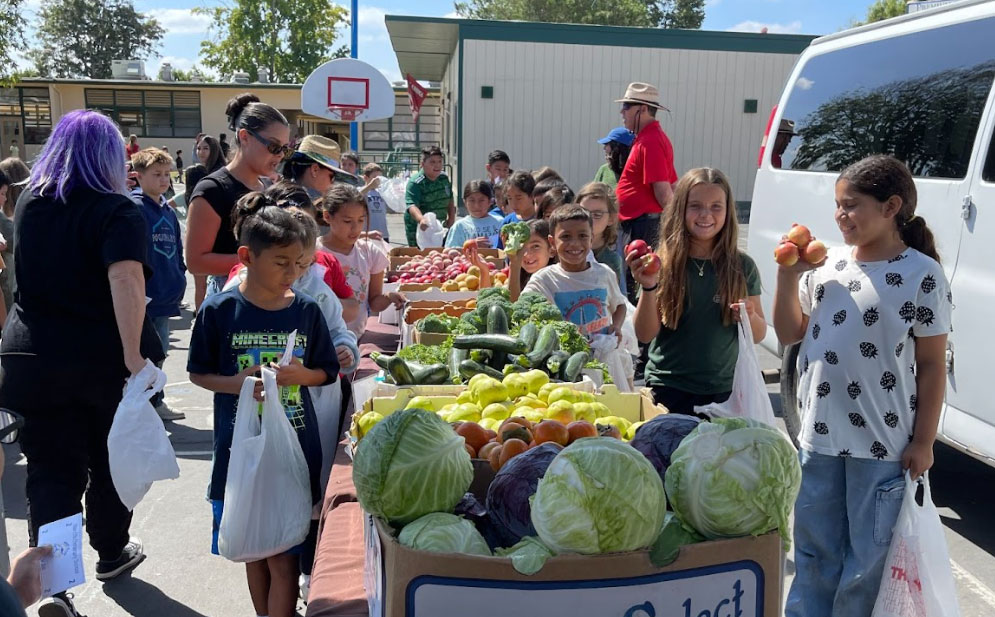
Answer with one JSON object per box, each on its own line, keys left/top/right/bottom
{"left": 132, "top": 147, "right": 187, "bottom": 422}
{"left": 361, "top": 163, "right": 390, "bottom": 243}
{"left": 502, "top": 170, "right": 537, "bottom": 225}
{"left": 629, "top": 168, "right": 764, "bottom": 415}
{"left": 318, "top": 184, "right": 404, "bottom": 339}
{"left": 774, "top": 155, "right": 950, "bottom": 617}
{"left": 537, "top": 185, "right": 574, "bottom": 221}
{"left": 523, "top": 206, "right": 625, "bottom": 339}
{"left": 531, "top": 176, "right": 566, "bottom": 218}
{"left": 188, "top": 193, "right": 339, "bottom": 617}
{"left": 445, "top": 180, "right": 503, "bottom": 248}
{"left": 404, "top": 146, "right": 454, "bottom": 247}
{"left": 577, "top": 181, "right": 626, "bottom": 296}
{"left": 508, "top": 219, "right": 555, "bottom": 302}
{"left": 486, "top": 149, "right": 511, "bottom": 186}
{"left": 340, "top": 151, "right": 360, "bottom": 175}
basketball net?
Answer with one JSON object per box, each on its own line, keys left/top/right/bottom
{"left": 329, "top": 106, "right": 359, "bottom": 122}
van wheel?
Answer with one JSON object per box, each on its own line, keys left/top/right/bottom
{"left": 780, "top": 343, "right": 802, "bottom": 448}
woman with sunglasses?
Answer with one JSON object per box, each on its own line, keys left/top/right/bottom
{"left": 186, "top": 92, "right": 292, "bottom": 297}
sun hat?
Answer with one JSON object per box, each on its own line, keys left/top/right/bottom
{"left": 615, "top": 82, "right": 670, "bottom": 111}
{"left": 598, "top": 126, "right": 635, "bottom": 147}
{"left": 289, "top": 135, "right": 361, "bottom": 186}
{"left": 778, "top": 118, "right": 797, "bottom": 135}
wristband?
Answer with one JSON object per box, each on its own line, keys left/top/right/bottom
{"left": 642, "top": 282, "right": 659, "bottom": 292}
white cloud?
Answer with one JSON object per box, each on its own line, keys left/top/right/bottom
{"left": 705, "top": 0, "right": 721, "bottom": 7}
{"left": 795, "top": 76, "right": 815, "bottom": 90}
{"left": 146, "top": 8, "right": 212, "bottom": 35}
{"left": 443, "top": 11, "right": 460, "bottom": 18}
{"left": 726, "top": 20, "right": 803, "bottom": 34}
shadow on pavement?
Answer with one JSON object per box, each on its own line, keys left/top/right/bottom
{"left": 103, "top": 577, "right": 211, "bottom": 617}
{"left": 930, "top": 442, "right": 995, "bottom": 558}
{"left": 1, "top": 444, "right": 25, "bottom": 519}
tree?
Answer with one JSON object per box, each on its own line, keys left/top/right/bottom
{"left": 860, "top": 0, "right": 908, "bottom": 25}
{"left": 171, "top": 67, "right": 217, "bottom": 83}
{"left": 453, "top": 0, "right": 704, "bottom": 29}
{"left": 28, "top": 0, "right": 164, "bottom": 79}
{"left": 0, "top": 0, "right": 27, "bottom": 85}
{"left": 197, "top": 0, "right": 349, "bottom": 84}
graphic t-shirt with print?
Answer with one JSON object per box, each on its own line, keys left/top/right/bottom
{"left": 522, "top": 263, "right": 625, "bottom": 336}
{"left": 365, "top": 189, "right": 390, "bottom": 241}
{"left": 319, "top": 238, "right": 389, "bottom": 338}
{"left": 797, "top": 247, "right": 951, "bottom": 461}
{"left": 444, "top": 213, "right": 504, "bottom": 248}
{"left": 187, "top": 287, "right": 339, "bottom": 502}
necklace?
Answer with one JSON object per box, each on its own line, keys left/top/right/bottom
{"left": 690, "top": 258, "right": 707, "bottom": 277}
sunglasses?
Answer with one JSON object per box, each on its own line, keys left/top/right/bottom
{"left": 0, "top": 409, "right": 24, "bottom": 444}
{"left": 620, "top": 103, "right": 635, "bottom": 111}
{"left": 247, "top": 129, "right": 294, "bottom": 158}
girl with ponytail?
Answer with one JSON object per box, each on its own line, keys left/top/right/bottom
{"left": 773, "top": 154, "right": 952, "bottom": 617}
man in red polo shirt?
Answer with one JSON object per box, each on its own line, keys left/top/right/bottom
{"left": 615, "top": 82, "right": 677, "bottom": 300}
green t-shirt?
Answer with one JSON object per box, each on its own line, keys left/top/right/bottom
{"left": 593, "top": 163, "right": 618, "bottom": 189}
{"left": 645, "top": 253, "right": 762, "bottom": 394}
{"left": 404, "top": 171, "right": 453, "bottom": 245}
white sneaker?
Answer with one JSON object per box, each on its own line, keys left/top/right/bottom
{"left": 155, "top": 401, "right": 185, "bottom": 421}
{"left": 299, "top": 573, "right": 311, "bottom": 602}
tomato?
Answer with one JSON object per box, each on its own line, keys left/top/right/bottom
{"left": 534, "top": 420, "right": 570, "bottom": 446}
{"left": 464, "top": 443, "right": 476, "bottom": 458}
{"left": 499, "top": 438, "right": 529, "bottom": 466}
{"left": 566, "top": 420, "right": 598, "bottom": 444}
{"left": 456, "top": 422, "right": 490, "bottom": 453}
{"left": 488, "top": 445, "right": 503, "bottom": 471}
{"left": 478, "top": 441, "right": 502, "bottom": 460}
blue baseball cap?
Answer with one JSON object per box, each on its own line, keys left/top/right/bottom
{"left": 598, "top": 126, "right": 635, "bottom": 147}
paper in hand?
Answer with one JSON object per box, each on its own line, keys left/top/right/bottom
{"left": 38, "top": 513, "right": 85, "bottom": 597}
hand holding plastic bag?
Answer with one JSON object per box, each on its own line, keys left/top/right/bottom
{"left": 218, "top": 367, "right": 312, "bottom": 562}
{"left": 872, "top": 472, "right": 961, "bottom": 617}
{"left": 416, "top": 212, "right": 447, "bottom": 249}
{"left": 108, "top": 360, "right": 179, "bottom": 511}
{"left": 694, "top": 303, "right": 777, "bottom": 427}
{"left": 378, "top": 174, "right": 409, "bottom": 214}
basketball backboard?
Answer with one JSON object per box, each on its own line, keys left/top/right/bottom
{"left": 301, "top": 58, "right": 395, "bottom": 123}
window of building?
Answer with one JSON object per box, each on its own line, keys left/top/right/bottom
{"left": 775, "top": 17, "right": 995, "bottom": 179}
{"left": 362, "top": 97, "right": 441, "bottom": 151}
{"left": 85, "top": 89, "right": 202, "bottom": 138}
{"left": 0, "top": 87, "right": 53, "bottom": 144}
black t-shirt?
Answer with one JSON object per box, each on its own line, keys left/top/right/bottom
{"left": 187, "top": 286, "right": 339, "bottom": 503}
{"left": 1, "top": 188, "right": 165, "bottom": 375}
{"left": 189, "top": 168, "right": 254, "bottom": 256}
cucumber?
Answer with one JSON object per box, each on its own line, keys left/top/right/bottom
{"left": 372, "top": 352, "right": 391, "bottom": 370}
{"left": 517, "top": 322, "right": 538, "bottom": 349}
{"left": 411, "top": 363, "right": 450, "bottom": 385}
{"left": 470, "top": 349, "right": 492, "bottom": 364}
{"left": 562, "top": 351, "right": 590, "bottom": 383}
{"left": 545, "top": 350, "right": 571, "bottom": 377}
{"left": 486, "top": 305, "right": 509, "bottom": 335}
{"left": 521, "top": 324, "right": 559, "bottom": 368}
{"left": 448, "top": 348, "right": 468, "bottom": 384}
{"left": 386, "top": 355, "right": 416, "bottom": 385}
{"left": 453, "top": 334, "right": 527, "bottom": 355}
{"left": 488, "top": 349, "right": 508, "bottom": 371}
{"left": 503, "top": 363, "right": 527, "bottom": 376}
{"left": 458, "top": 359, "right": 504, "bottom": 381}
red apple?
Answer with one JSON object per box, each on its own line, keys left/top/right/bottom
{"left": 640, "top": 253, "right": 661, "bottom": 275}
{"left": 625, "top": 239, "right": 650, "bottom": 258}
{"left": 802, "top": 240, "right": 827, "bottom": 264}
{"left": 786, "top": 224, "right": 812, "bottom": 249}
{"left": 774, "top": 242, "right": 800, "bottom": 266}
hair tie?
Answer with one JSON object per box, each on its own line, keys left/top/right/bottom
{"left": 902, "top": 214, "right": 921, "bottom": 228}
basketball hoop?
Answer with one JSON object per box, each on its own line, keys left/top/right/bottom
{"left": 329, "top": 106, "right": 360, "bottom": 122}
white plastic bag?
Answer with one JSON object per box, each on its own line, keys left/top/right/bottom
{"left": 872, "top": 472, "right": 961, "bottom": 617}
{"left": 108, "top": 360, "right": 179, "bottom": 511}
{"left": 588, "top": 301, "right": 639, "bottom": 392}
{"left": 694, "top": 303, "right": 777, "bottom": 426}
{"left": 416, "top": 211, "right": 446, "bottom": 249}
{"left": 378, "top": 174, "right": 409, "bottom": 214}
{"left": 218, "top": 367, "right": 311, "bottom": 562}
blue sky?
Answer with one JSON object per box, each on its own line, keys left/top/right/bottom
{"left": 17, "top": 0, "right": 881, "bottom": 82}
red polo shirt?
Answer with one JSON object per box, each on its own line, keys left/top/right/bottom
{"left": 615, "top": 120, "right": 678, "bottom": 221}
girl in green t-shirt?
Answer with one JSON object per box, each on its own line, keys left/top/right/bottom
{"left": 627, "top": 167, "right": 766, "bottom": 416}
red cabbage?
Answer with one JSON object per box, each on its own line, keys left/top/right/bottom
{"left": 630, "top": 414, "right": 702, "bottom": 488}
{"left": 486, "top": 442, "right": 562, "bottom": 547}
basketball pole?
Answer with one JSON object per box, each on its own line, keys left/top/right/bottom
{"left": 349, "top": 0, "right": 359, "bottom": 152}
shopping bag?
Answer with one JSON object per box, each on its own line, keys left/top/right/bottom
{"left": 872, "top": 472, "right": 961, "bottom": 617}
{"left": 416, "top": 212, "right": 447, "bottom": 249}
{"left": 218, "top": 367, "right": 311, "bottom": 562}
{"left": 378, "top": 174, "right": 409, "bottom": 214}
{"left": 694, "top": 303, "right": 777, "bottom": 426}
{"left": 107, "top": 359, "right": 179, "bottom": 511}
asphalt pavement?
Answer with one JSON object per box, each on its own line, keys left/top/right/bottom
{"left": 2, "top": 215, "right": 994, "bottom": 616}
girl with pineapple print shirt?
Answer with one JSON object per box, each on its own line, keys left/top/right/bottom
{"left": 773, "top": 155, "right": 951, "bottom": 617}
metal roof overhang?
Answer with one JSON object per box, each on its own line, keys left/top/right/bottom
{"left": 386, "top": 16, "right": 459, "bottom": 82}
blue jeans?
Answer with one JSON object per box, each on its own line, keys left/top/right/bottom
{"left": 785, "top": 449, "right": 906, "bottom": 617}
{"left": 204, "top": 274, "right": 228, "bottom": 300}
{"left": 150, "top": 316, "right": 170, "bottom": 407}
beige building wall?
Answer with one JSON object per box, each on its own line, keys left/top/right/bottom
{"left": 460, "top": 39, "right": 799, "bottom": 202}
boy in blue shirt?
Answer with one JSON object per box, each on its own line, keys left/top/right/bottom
{"left": 132, "top": 148, "right": 187, "bottom": 421}
{"left": 444, "top": 180, "right": 503, "bottom": 248}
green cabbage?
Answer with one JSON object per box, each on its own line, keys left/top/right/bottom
{"left": 664, "top": 417, "right": 801, "bottom": 548}
{"left": 496, "top": 536, "right": 556, "bottom": 575}
{"left": 353, "top": 409, "right": 473, "bottom": 525}
{"left": 530, "top": 437, "right": 666, "bottom": 554}
{"left": 398, "top": 512, "right": 491, "bottom": 556}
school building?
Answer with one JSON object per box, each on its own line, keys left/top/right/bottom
{"left": 385, "top": 16, "right": 816, "bottom": 211}
{"left": 0, "top": 77, "right": 442, "bottom": 168}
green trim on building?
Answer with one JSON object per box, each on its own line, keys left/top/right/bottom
{"left": 387, "top": 15, "right": 816, "bottom": 55}
{"left": 456, "top": 34, "right": 465, "bottom": 212}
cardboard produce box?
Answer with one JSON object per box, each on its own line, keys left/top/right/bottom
{"left": 396, "top": 282, "right": 479, "bottom": 302}
{"left": 390, "top": 247, "right": 501, "bottom": 259}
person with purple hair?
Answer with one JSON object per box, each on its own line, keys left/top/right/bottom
{"left": 0, "top": 110, "right": 166, "bottom": 617}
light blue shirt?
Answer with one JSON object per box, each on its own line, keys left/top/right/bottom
{"left": 444, "top": 213, "right": 504, "bottom": 248}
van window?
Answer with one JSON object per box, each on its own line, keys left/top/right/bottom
{"left": 775, "top": 17, "right": 995, "bottom": 179}
{"left": 984, "top": 127, "right": 995, "bottom": 183}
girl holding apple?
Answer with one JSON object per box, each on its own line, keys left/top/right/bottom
{"left": 628, "top": 167, "right": 765, "bottom": 416}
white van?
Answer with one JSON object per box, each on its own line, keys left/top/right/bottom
{"left": 748, "top": 0, "right": 995, "bottom": 464}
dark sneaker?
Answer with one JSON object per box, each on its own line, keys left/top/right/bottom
{"left": 95, "top": 539, "right": 145, "bottom": 580}
{"left": 38, "top": 592, "right": 86, "bottom": 617}
{"left": 155, "top": 401, "right": 185, "bottom": 421}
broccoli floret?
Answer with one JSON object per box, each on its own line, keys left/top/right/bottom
{"left": 475, "top": 286, "right": 513, "bottom": 322}
{"left": 547, "top": 321, "right": 590, "bottom": 355}
{"left": 501, "top": 222, "right": 531, "bottom": 254}
{"left": 511, "top": 292, "right": 555, "bottom": 326}
{"left": 416, "top": 313, "right": 455, "bottom": 334}
{"left": 451, "top": 320, "right": 480, "bottom": 336}
{"left": 460, "top": 310, "right": 486, "bottom": 333}
{"left": 397, "top": 341, "right": 451, "bottom": 365}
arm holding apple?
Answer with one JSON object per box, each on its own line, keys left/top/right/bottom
{"left": 772, "top": 226, "right": 826, "bottom": 345}
{"left": 625, "top": 244, "right": 663, "bottom": 344}
{"left": 463, "top": 241, "right": 492, "bottom": 289}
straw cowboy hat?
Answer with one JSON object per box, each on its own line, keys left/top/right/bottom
{"left": 290, "top": 135, "right": 361, "bottom": 185}
{"left": 615, "top": 82, "right": 670, "bottom": 112}
{"left": 778, "top": 118, "right": 797, "bottom": 135}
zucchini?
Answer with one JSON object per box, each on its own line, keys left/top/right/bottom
{"left": 411, "top": 363, "right": 450, "bottom": 385}
{"left": 386, "top": 355, "right": 416, "bottom": 385}
{"left": 517, "top": 322, "right": 538, "bottom": 349}
{"left": 503, "top": 363, "right": 527, "bottom": 376}
{"left": 521, "top": 324, "right": 559, "bottom": 368}
{"left": 486, "top": 305, "right": 509, "bottom": 335}
{"left": 458, "top": 359, "right": 504, "bottom": 381}
{"left": 545, "top": 350, "right": 571, "bottom": 377}
{"left": 562, "top": 351, "right": 590, "bottom": 383}
{"left": 488, "top": 349, "right": 508, "bottom": 371}
{"left": 453, "top": 334, "right": 527, "bottom": 355}
{"left": 371, "top": 352, "right": 391, "bottom": 370}
{"left": 448, "top": 348, "right": 468, "bottom": 384}
{"left": 470, "top": 349, "right": 492, "bottom": 364}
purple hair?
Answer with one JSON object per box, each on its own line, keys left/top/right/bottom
{"left": 28, "top": 110, "right": 127, "bottom": 202}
